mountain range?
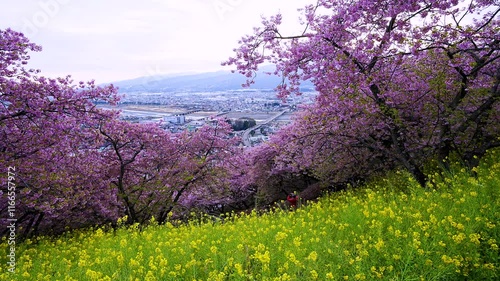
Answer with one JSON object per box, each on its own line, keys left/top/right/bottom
{"left": 109, "top": 66, "right": 315, "bottom": 93}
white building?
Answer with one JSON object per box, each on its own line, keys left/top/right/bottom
{"left": 163, "top": 115, "right": 186, "bottom": 124}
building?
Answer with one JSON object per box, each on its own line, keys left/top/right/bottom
{"left": 163, "top": 115, "right": 186, "bottom": 125}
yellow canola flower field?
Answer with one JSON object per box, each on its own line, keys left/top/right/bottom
{"left": 1, "top": 149, "right": 499, "bottom": 280}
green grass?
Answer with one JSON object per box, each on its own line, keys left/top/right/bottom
{"left": 1, "top": 149, "right": 499, "bottom": 280}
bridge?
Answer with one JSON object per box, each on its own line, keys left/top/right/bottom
{"left": 242, "top": 110, "right": 287, "bottom": 147}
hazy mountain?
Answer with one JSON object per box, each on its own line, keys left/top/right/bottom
{"left": 109, "top": 66, "right": 315, "bottom": 93}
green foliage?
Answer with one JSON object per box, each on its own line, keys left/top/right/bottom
{"left": 1, "top": 149, "right": 499, "bottom": 280}
{"left": 230, "top": 117, "right": 257, "bottom": 131}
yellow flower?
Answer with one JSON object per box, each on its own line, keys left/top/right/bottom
{"left": 208, "top": 270, "right": 226, "bottom": 281}
{"left": 469, "top": 233, "right": 481, "bottom": 245}
{"left": 452, "top": 233, "right": 466, "bottom": 244}
{"left": 370, "top": 266, "right": 385, "bottom": 278}
{"left": 277, "top": 273, "right": 292, "bottom": 281}
{"left": 158, "top": 257, "right": 168, "bottom": 267}
{"left": 185, "top": 258, "right": 197, "bottom": 268}
{"left": 234, "top": 263, "right": 244, "bottom": 276}
{"left": 85, "top": 269, "right": 103, "bottom": 280}
{"left": 293, "top": 236, "right": 302, "bottom": 247}
{"left": 190, "top": 240, "right": 199, "bottom": 250}
{"left": 354, "top": 273, "right": 366, "bottom": 280}
{"left": 374, "top": 238, "right": 384, "bottom": 251}
{"left": 442, "top": 255, "right": 453, "bottom": 264}
{"left": 129, "top": 258, "right": 140, "bottom": 268}
{"left": 94, "top": 228, "right": 104, "bottom": 238}
{"left": 483, "top": 263, "right": 495, "bottom": 270}
{"left": 210, "top": 245, "right": 218, "bottom": 254}
{"left": 116, "top": 215, "right": 128, "bottom": 225}
{"left": 307, "top": 251, "right": 318, "bottom": 262}
{"left": 120, "top": 238, "right": 127, "bottom": 247}
{"left": 252, "top": 250, "right": 271, "bottom": 270}
{"left": 275, "top": 231, "right": 288, "bottom": 242}
{"left": 310, "top": 270, "right": 319, "bottom": 279}
{"left": 287, "top": 252, "right": 301, "bottom": 266}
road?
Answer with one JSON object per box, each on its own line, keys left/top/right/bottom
{"left": 242, "top": 110, "right": 287, "bottom": 147}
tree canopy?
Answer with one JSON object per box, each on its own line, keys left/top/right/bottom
{"left": 0, "top": 29, "right": 239, "bottom": 237}
{"left": 1, "top": 0, "right": 499, "bottom": 236}
{"left": 224, "top": 0, "right": 499, "bottom": 187}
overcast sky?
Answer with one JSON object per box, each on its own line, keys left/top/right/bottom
{"left": 0, "top": 0, "right": 315, "bottom": 83}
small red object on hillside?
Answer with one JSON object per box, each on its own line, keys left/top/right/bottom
{"left": 287, "top": 193, "right": 298, "bottom": 208}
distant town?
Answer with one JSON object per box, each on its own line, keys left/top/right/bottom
{"left": 99, "top": 89, "right": 317, "bottom": 147}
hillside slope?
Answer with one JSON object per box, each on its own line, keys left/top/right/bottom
{"left": 1, "top": 150, "right": 499, "bottom": 280}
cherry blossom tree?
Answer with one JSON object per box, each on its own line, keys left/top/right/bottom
{"left": 1, "top": 28, "right": 240, "bottom": 236}
{"left": 1, "top": 28, "right": 123, "bottom": 236}
{"left": 224, "top": 0, "right": 500, "bottom": 186}
{"left": 99, "top": 118, "right": 238, "bottom": 225}
{"left": 175, "top": 120, "right": 241, "bottom": 211}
